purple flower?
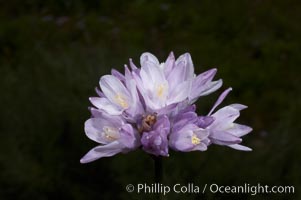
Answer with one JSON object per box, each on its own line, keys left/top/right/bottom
{"left": 206, "top": 88, "right": 253, "bottom": 151}
{"left": 169, "top": 110, "right": 210, "bottom": 152}
{"left": 133, "top": 52, "right": 221, "bottom": 112}
{"left": 80, "top": 113, "right": 140, "bottom": 163}
{"left": 80, "top": 52, "right": 252, "bottom": 163}
{"left": 90, "top": 72, "right": 144, "bottom": 120}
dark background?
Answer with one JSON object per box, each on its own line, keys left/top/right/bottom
{"left": 0, "top": 0, "right": 300, "bottom": 199}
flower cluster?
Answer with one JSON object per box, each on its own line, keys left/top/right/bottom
{"left": 80, "top": 52, "right": 252, "bottom": 163}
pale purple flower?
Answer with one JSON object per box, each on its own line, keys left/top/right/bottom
{"left": 206, "top": 88, "right": 253, "bottom": 151}
{"left": 80, "top": 52, "right": 252, "bottom": 163}
{"left": 169, "top": 107, "right": 210, "bottom": 152}
{"left": 90, "top": 72, "right": 144, "bottom": 119}
{"left": 133, "top": 52, "right": 222, "bottom": 112}
{"left": 80, "top": 112, "right": 140, "bottom": 163}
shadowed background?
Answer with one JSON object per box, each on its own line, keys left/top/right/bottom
{"left": 0, "top": 0, "right": 300, "bottom": 199}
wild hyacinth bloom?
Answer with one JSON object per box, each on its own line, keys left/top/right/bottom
{"left": 205, "top": 88, "right": 253, "bottom": 151}
{"left": 80, "top": 111, "right": 140, "bottom": 163}
{"left": 169, "top": 105, "right": 210, "bottom": 152}
{"left": 80, "top": 52, "right": 252, "bottom": 163}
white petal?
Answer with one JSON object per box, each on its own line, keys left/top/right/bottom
{"left": 140, "top": 61, "right": 168, "bottom": 109}
{"left": 111, "top": 69, "right": 125, "bottom": 82}
{"left": 119, "top": 124, "right": 140, "bottom": 148}
{"left": 175, "top": 53, "right": 194, "bottom": 80}
{"left": 169, "top": 130, "right": 194, "bottom": 152}
{"left": 194, "top": 128, "right": 209, "bottom": 140}
{"left": 89, "top": 97, "right": 123, "bottom": 115}
{"left": 99, "top": 75, "right": 130, "bottom": 109}
{"left": 228, "top": 144, "right": 252, "bottom": 151}
{"left": 129, "top": 58, "right": 138, "bottom": 70}
{"left": 209, "top": 130, "right": 242, "bottom": 145}
{"left": 140, "top": 52, "right": 159, "bottom": 66}
{"left": 126, "top": 79, "right": 144, "bottom": 116}
{"left": 80, "top": 141, "right": 123, "bottom": 163}
{"left": 189, "top": 79, "right": 223, "bottom": 103}
{"left": 227, "top": 124, "right": 252, "bottom": 137}
{"left": 84, "top": 117, "right": 123, "bottom": 144}
{"left": 89, "top": 107, "right": 102, "bottom": 118}
{"left": 193, "top": 143, "right": 208, "bottom": 151}
{"left": 229, "top": 104, "right": 248, "bottom": 111}
{"left": 124, "top": 65, "right": 132, "bottom": 89}
{"left": 163, "top": 51, "right": 175, "bottom": 76}
{"left": 140, "top": 61, "right": 165, "bottom": 87}
{"left": 85, "top": 118, "right": 107, "bottom": 144}
{"left": 166, "top": 60, "right": 186, "bottom": 91}
{"left": 132, "top": 74, "right": 158, "bottom": 111}
{"left": 208, "top": 88, "right": 232, "bottom": 115}
{"left": 199, "top": 79, "right": 223, "bottom": 96}
{"left": 210, "top": 106, "right": 240, "bottom": 129}
{"left": 167, "top": 80, "right": 191, "bottom": 105}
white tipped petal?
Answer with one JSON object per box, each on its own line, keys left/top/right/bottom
{"left": 140, "top": 52, "right": 160, "bottom": 66}
{"left": 209, "top": 131, "right": 242, "bottom": 145}
{"left": 175, "top": 53, "right": 194, "bottom": 80}
{"left": 167, "top": 81, "right": 191, "bottom": 105}
{"left": 189, "top": 79, "right": 223, "bottom": 103}
{"left": 167, "top": 60, "right": 186, "bottom": 90}
{"left": 89, "top": 97, "right": 123, "bottom": 115}
{"left": 140, "top": 60, "right": 165, "bottom": 86}
{"left": 194, "top": 128, "right": 209, "bottom": 140}
{"left": 210, "top": 106, "right": 240, "bottom": 129}
{"left": 228, "top": 144, "right": 252, "bottom": 151}
{"left": 169, "top": 131, "right": 195, "bottom": 152}
{"left": 229, "top": 104, "right": 248, "bottom": 111}
{"left": 100, "top": 75, "right": 130, "bottom": 109}
{"left": 199, "top": 79, "right": 223, "bottom": 96}
{"left": 208, "top": 87, "right": 232, "bottom": 116}
{"left": 129, "top": 58, "right": 138, "bottom": 70}
{"left": 84, "top": 118, "right": 108, "bottom": 144}
{"left": 227, "top": 124, "right": 253, "bottom": 137}
{"left": 111, "top": 69, "right": 125, "bottom": 82}
{"left": 193, "top": 143, "right": 208, "bottom": 151}
{"left": 80, "top": 141, "right": 123, "bottom": 163}
{"left": 164, "top": 51, "right": 175, "bottom": 75}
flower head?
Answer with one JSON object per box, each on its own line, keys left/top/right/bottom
{"left": 80, "top": 52, "right": 252, "bottom": 163}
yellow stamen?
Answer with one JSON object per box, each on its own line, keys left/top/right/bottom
{"left": 105, "top": 134, "right": 118, "bottom": 141}
{"left": 103, "top": 126, "right": 119, "bottom": 141}
{"left": 156, "top": 84, "right": 165, "bottom": 98}
{"left": 191, "top": 134, "right": 201, "bottom": 145}
{"left": 115, "top": 93, "right": 128, "bottom": 108}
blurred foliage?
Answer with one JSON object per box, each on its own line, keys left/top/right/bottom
{"left": 0, "top": 0, "right": 300, "bottom": 199}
